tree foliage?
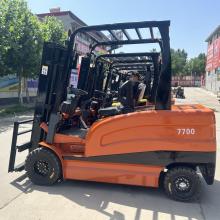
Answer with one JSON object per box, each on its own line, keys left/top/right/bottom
{"left": 171, "top": 48, "right": 206, "bottom": 76}
{"left": 171, "top": 49, "right": 188, "bottom": 76}
{"left": 40, "top": 16, "right": 67, "bottom": 44}
{"left": 0, "top": 0, "right": 43, "bottom": 103}
{"left": 0, "top": 0, "right": 67, "bottom": 103}
{"left": 185, "top": 53, "right": 206, "bottom": 76}
{"left": 1, "top": 0, "right": 42, "bottom": 75}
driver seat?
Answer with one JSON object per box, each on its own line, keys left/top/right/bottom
{"left": 98, "top": 80, "right": 138, "bottom": 117}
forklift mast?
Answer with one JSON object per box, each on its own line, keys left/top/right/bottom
{"left": 8, "top": 42, "right": 76, "bottom": 172}
{"left": 31, "top": 42, "right": 77, "bottom": 147}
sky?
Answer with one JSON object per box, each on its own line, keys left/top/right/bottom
{"left": 27, "top": 0, "right": 220, "bottom": 58}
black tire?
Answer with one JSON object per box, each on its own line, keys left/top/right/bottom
{"left": 164, "top": 166, "right": 201, "bottom": 202}
{"left": 25, "top": 147, "right": 61, "bottom": 186}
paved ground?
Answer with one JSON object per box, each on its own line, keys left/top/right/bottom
{"left": 0, "top": 87, "right": 220, "bottom": 220}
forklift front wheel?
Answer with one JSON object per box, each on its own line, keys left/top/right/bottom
{"left": 164, "top": 166, "right": 201, "bottom": 202}
{"left": 25, "top": 147, "right": 61, "bottom": 186}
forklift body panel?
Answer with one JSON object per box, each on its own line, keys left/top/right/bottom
{"left": 38, "top": 104, "right": 216, "bottom": 186}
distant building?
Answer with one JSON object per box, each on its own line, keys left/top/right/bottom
{"left": 205, "top": 25, "right": 220, "bottom": 93}
{"left": 37, "top": 8, "right": 108, "bottom": 56}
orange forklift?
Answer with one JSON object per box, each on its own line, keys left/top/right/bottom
{"left": 8, "top": 21, "right": 216, "bottom": 201}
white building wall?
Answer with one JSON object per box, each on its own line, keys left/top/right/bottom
{"left": 205, "top": 70, "right": 220, "bottom": 93}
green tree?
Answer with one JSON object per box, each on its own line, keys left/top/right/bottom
{"left": 183, "top": 53, "right": 206, "bottom": 76}
{"left": 0, "top": 0, "right": 67, "bottom": 104}
{"left": 0, "top": 0, "right": 43, "bottom": 103}
{"left": 0, "top": 2, "right": 13, "bottom": 76}
{"left": 40, "top": 16, "right": 67, "bottom": 44}
{"left": 189, "top": 53, "right": 206, "bottom": 76}
{"left": 171, "top": 49, "right": 188, "bottom": 76}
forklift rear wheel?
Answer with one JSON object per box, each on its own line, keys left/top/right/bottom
{"left": 164, "top": 166, "right": 201, "bottom": 202}
{"left": 25, "top": 147, "right": 61, "bottom": 185}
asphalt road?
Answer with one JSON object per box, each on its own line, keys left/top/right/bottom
{"left": 0, "top": 87, "right": 220, "bottom": 220}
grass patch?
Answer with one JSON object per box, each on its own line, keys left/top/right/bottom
{"left": 0, "top": 104, "right": 34, "bottom": 117}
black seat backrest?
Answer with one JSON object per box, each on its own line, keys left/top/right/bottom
{"left": 119, "top": 81, "right": 140, "bottom": 108}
